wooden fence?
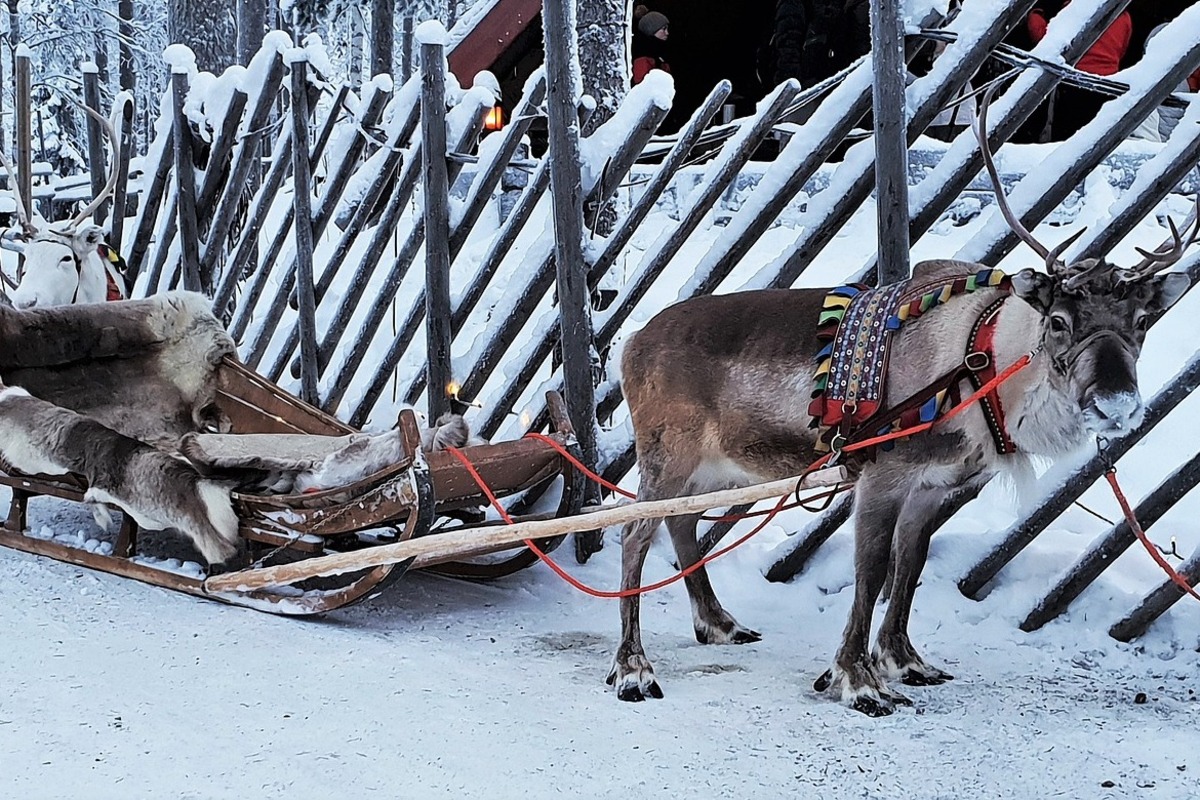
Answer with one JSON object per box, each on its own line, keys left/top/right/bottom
{"left": 58, "top": 0, "right": 1200, "bottom": 640}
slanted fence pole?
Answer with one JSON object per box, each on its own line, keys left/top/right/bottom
{"left": 1110, "top": 548, "right": 1200, "bottom": 642}
{"left": 1021, "top": 448, "right": 1200, "bottom": 633}
{"left": 82, "top": 62, "right": 109, "bottom": 225}
{"left": 288, "top": 56, "right": 320, "bottom": 405}
{"left": 170, "top": 67, "right": 202, "bottom": 292}
{"left": 541, "top": 0, "right": 597, "bottom": 550}
{"left": 421, "top": 34, "right": 453, "bottom": 422}
{"left": 871, "top": 0, "right": 910, "bottom": 285}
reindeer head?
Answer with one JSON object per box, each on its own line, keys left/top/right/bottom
{"left": 976, "top": 86, "right": 1192, "bottom": 436}
{"left": 1, "top": 96, "right": 125, "bottom": 309}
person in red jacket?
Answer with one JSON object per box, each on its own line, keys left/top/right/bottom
{"left": 1028, "top": 1, "right": 1132, "bottom": 140}
{"left": 632, "top": 6, "right": 671, "bottom": 85}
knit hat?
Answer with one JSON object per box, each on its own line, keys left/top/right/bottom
{"left": 637, "top": 11, "right": 669, "bottom": 36}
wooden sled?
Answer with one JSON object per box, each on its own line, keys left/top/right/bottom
{"left": 0, "top": 356, "right": 586, "bottom": 615}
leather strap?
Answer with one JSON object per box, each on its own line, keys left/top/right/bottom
{"left": 964, "top": 295, "right": 1016, "bottom": 454}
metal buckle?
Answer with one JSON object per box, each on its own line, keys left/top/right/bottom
{"left": 965, "top": 350, "right": 990, "bottom": 371}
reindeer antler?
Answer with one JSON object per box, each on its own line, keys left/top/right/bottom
{"left": 0, "top": 147, "right": 38, "bottom": 240}
{"left": 62, "top": 93, "right": 129, "bottom": 230}
{"left": 974, "top": 82, "right": 1098, "bottom": 280}
{"left": 1119, "top": 194, "right": 1200, "bottom": 282}
{"left": 974, "top": 83, "right": 1056, "bottom": 265}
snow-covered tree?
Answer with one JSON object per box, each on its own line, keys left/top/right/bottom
{"left": 168, "top": 0, "right": 236, "bottom": 73}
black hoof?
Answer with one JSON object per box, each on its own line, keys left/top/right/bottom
{"left": 901, "top": 668, "right": 954, "bottom": 687}
{"left": 731, "top": 628, "right": 762, "bottom": 644}
{"left": 885, "top": 691, "right": 914, "bottom": 707}
{"left": 616, "top": 680, "right": 663, "bottom": 702}
{"left": 813, "top": 669, "right": 833, "bottom": 692}
{"left": 852, "top": 696, "right": 895, "bottom": 717}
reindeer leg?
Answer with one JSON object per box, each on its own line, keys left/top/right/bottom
{"left": 874, "top": 484, "right": 954, "bottom": 687}
{"left": 816, "top": 478, "right": 910, "bottom": 716}
{"left": 665, "top": 512, "right": 760, "bottom": 646}
{"left": 607, "top": 516, "right": 663, "bottom": 702}
{"left": 876, "top": 469, "right": 988, "bottom": 687}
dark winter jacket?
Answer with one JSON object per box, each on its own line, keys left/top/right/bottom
{"left": 770, "top": 0, "right": 870, "bottom": 88}
{"left": 632, "top": 30, "right": 671, "bottom": 85}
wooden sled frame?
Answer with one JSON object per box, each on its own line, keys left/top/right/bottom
{"left": 0, "top": 356, "right": 586, "bottom": 615}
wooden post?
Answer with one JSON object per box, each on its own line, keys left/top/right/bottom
{"left": 422, "top": 35, "right": 453, "bottom": 422}
{"left": 14, "top": 50, "right": 32, "bottom": 234}
{"left": 402, "top": 17, "right": 414, "bottom": 82}
{"left": 541, "top": 0, "right": 599, "bottom": 556}
{"left": 170, "top": 68, "right": 202, "bottom": 292}
{"left": 871, "top": 0, "right": 910, "bottom": 285}
{"left": 370, "top": 0, "right": 395, "bottom": 79}
{"left": 82, "top": 62, "right": 109, "bottom": 225}
{"left": 109, "top": 96, "right": 134, "bottom": 255}
{"left": 288, "top": 57, "right": 320, "bottom": 405}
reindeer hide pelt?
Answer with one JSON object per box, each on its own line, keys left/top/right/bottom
{"left": 0, "top": 291, "right": 235, "bottom": 448}
{"left": 0, "top": 385, "right": 240, "bottom": 565}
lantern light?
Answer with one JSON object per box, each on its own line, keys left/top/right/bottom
{"left": 483, "top": 105, "right": 504, "bottom": 131}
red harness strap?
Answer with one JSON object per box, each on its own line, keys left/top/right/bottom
{"left": 964, "top": 295, "right": 1016, "bottom": 455}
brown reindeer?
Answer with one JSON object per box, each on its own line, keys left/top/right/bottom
{"left": 610, "top": 92, "right": 1195, "bottom": 714}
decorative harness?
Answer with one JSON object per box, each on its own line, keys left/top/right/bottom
{"left": 809, "top": 268, "right": 1016, "bottom": 459}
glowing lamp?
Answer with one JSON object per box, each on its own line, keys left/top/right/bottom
{"left": 483, "top": 105, "right": 504, "bottom": 131}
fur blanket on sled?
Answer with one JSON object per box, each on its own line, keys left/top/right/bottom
{"left": 0, "top": 291, "right": 236, "bottom": 449}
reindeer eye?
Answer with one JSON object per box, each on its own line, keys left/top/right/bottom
{"left": 1135, "top": 313, "right": 1152, "bottom": 332}
{"left": 1049, "top": 314, "right": 1070, "bottom": 333}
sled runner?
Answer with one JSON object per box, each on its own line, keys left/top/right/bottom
{"left": 0, "top": 294, "right": 584, "bottom": 615}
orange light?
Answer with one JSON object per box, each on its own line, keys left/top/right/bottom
{"left": 483, "top": 105, "right": 504, "bottom": 131}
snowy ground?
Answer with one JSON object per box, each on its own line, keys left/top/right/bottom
{"left": 2, "top": 472, "right": 1198, "bottom": 799}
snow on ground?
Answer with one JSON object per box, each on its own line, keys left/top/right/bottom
{"left": 2, "top": 455, "right": 1198, "bottom": 800}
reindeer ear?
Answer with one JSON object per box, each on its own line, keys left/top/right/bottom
{"left": 1144, "top": 272, "right": 1190, "bottom": 313}
{"left": 1010, "top": 268, "right": 1054, "bottom": 314}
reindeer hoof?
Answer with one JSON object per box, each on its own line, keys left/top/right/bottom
{"left": 813, "top": 669, "right": 833, "bottom": 692}
{"left": 607, "top": 655, "right": 663, "bottom": 702}
{"left": 852, "top": 695, "right": 895, "bottom": 717}
{"left": 901, "top": 666, "right": 954, "bottom": 686}
{"left": 695, "top": 620, "right": 761, "bottom": 645}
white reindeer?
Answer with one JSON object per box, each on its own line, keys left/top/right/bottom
{"left": 2, "top": 97, "right": 128, "bottom": 309}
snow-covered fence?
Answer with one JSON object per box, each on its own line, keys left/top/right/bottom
{"left": 98, "top": 2, "right": 1200, "bottom": 639}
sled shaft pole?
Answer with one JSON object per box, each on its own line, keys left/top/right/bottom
{"left": 204, "top": 468, "right": 847, "bottom": 594}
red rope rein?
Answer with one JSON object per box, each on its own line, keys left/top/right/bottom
{"left": 1103, "top": 469, "right": 1200, "bottom": 603}
{"left": 447, "top": 352, "right": 1035, "bottom": 600}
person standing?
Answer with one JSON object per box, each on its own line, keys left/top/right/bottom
{"left": 1028, "top": 1, "right": 1132, "bottom": 140}
{"left": 632, "top": 6, "right": 671, "bottom": 85}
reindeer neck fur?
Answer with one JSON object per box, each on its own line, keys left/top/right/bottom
{"left": 991, "top": 295, "right": 1090, "bottom": 457}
